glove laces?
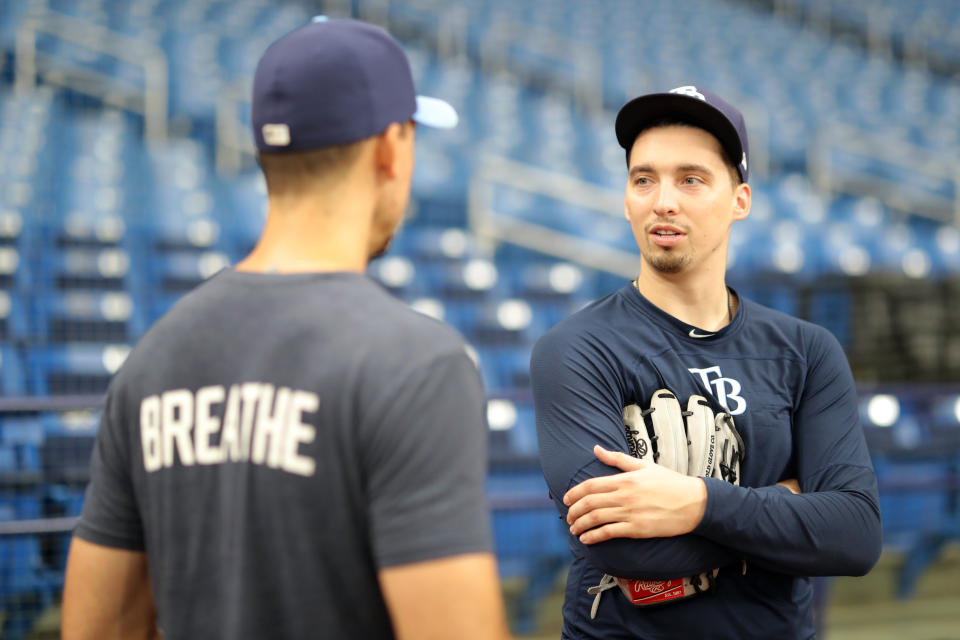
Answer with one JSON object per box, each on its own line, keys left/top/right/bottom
{"left": 586, "top": 574, "right": 618, "bottom": 619}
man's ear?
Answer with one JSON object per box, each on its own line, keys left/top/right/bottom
{"left": 732, "top": 182, "right": 751, "bottom": 221}
{"left": 374, "top": 121, "right": 414, "bottom": 180}
{"left": 374, "top": 122, "right": 404, "bottom": 179}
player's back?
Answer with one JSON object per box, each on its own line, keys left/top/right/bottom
{"left": 77, "top": 268, "right": 476, "bottom": 639}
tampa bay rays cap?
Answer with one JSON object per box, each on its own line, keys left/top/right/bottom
{"left": 615, "top": 85, "right": 749, "bottom": 183}
{"left": 252, "top": 16, "right": 458, "bottom": 152}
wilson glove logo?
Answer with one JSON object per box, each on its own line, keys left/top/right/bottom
{"left": 687, "top": 366, "right": 747, "bottom": 415}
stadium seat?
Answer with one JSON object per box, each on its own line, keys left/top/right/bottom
{"left": 32, "top": 290, "right": 147, "bottom": 344}
{"left": 0, "top": 346, "right": 27, "bottom": 396}
{"left": 41, "top": 434, "right": 95, "bottom": 484}
{"left": 27, "top": 343, "right": 130, "bottom": 396}
{"left": 475, "top": 344, "right": 532, "bottom": 392}
{"left": 1, "top": 2, "right": 960, "bottom": 633}
{"left": 147, "top": 248, "right": 230, "bottom": 294}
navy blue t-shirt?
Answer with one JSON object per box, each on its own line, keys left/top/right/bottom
{"left": 76, "top": 270, "right": 492, "bottom": 640}
{"left": 531, "top": 283, "right": 881, "bottom": 640}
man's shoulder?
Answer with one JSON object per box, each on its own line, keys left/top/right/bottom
{"left": 537, "top": 290, "right": 619, "bottom": 339}
{"left": 121, "top": 271, "right": 469, "bottom": 382}
{"left": 372, "top": 299, "right": 469, "bottom": 359}
{"left": 531, "top": 289, "right": 637, "bottom": 369}
{"left": 739, "top": 296, "right": 839, "bottom": 355}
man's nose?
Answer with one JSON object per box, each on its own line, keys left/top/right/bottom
{"left": 653, "top": 183, "right": 678, "bottom": 216}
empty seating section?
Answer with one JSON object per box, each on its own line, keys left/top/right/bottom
{"left": 0, "top": 0, "right": 958, "bottom": 633}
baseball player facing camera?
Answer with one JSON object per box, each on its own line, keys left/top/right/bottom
{"left": 531, "top": 86, "right": 882, "bottom": 639}
{"left": 62, "top": 18, "right": 510, "bottom": 640}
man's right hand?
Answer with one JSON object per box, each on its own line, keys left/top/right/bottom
{"left": 564, "top": 445, "right": 709, "bottom": 544}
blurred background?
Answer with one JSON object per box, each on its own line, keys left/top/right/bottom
{"left": 0, "top": 0, "right": 958, "bottom": 638}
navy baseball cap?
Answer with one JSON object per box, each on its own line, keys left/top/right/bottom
{"left": 252, "top": 16, "right": 457, "bottom": 152}
{"left": 615, "top": 86, "right": 749, "bottom": 183}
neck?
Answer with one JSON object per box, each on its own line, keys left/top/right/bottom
{"left": 235, "top": 182, "right": 376, "bottom": 274}
{"left": 634, "top": 263, "right": 735, "bottom": 331}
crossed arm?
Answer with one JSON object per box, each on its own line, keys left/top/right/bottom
{"left": 531, "top": 331, "right": 881, "bottom": 580}
{"left": 564, "top": 445, "right": 800, "bottom": 544}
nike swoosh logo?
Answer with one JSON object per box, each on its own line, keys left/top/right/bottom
{"left": 688, "top": 329, "right": 714, "bottom": 338}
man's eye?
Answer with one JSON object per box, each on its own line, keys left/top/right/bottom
{"left": 635, "top": 176, "right": 650, "bottom": 185}
{"left": 683, "top": 176, "right": 702, "bottom": 185}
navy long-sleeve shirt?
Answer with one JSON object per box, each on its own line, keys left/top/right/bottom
{"left": 531, "top": 284, "right": 881, "bottom": 640}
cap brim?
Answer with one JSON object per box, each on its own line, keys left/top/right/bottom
{"left": 615, "top": 93, "right": 742, "bottom": 169}
{"left": 413, "top": 96, "right": 458, "bottom": 129}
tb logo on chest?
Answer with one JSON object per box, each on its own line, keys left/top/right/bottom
{"left": 687, "top": 366, "right": 747, "bottom": 415}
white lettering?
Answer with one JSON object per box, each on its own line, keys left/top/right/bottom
{"left": 284, "top": 390, "right": 318, "bottom": 477}
{"left": 239, "top": 382, "right": 261, "bottom": 461}
{"left": 195, "top": 385, "right": 225, "bottom": 465}
{"left": 712, "top": 377, "right": 746, "bottom": 416}
{"left": 220, "top": 384, "right": 242, "bottom": 461}
{"left": 688, "top": 366, "right": 747, "bottom": 415}
{"left": 140, "top": 395, "right": 162, "bottom": 472}
{"left": 137, "top": 383, "right": 318, "bottom": 476}
{"left": 162, "top": 389, "right": 195, "bottom": 466}
{"left": 669, "top": 85, "right": 706, "bottom": 101}
{"left": 688, "top": 366, "right": 722, "bottom": 390}
{"left": 252, "top": 385, "right": 290, "bottom": 468}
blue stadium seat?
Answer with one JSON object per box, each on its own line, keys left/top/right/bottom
{"left": 0, "top": 485, "right": 42, "bottom": 520}
{"left": 27, "top": 343, "right": 129, "bottom": 396}
{"left": 0, "top": 346, "right": 27, "bottom": 396}
{"left": 0, "top": 289, "right": 30, "bottom": 343}
{"left": 0, "top": 241, "right": 29, "bottom": 294}
{"left": 0, "top": 537, "right": 46, "bottom": 593}
{"left": 475, "top": 344, "right": 532, "bottom": 392}
{"left": 41, "top": 434, "right": 95, "bottom": 484}
{"left": 39, "top": 246, "right": 142, "bottom": 292}
{"left": 439, "top": 258, "right": 502, "bottom": 301}
{"left": 221, "top": 170, "right": 267, "bottom": 256}
{"left": 367, "top": 255, "right": 423, "bottom": 299}
{"left": 473, "top": 298, "right": 539, "bottom": 346}
{"left": 32, "top": 290, "right": 148, "bottom": 344}
{"left": 0, "top": 417, "right": 44, "bottom": 473}
{"left": 146, "top": 248, "right": 230, "bottom": 294}
{"left": 488, "top": 465, "right": 569, "bottom": 595}
{"left": 0, "top": 535, "right": 60, "bottom": 640}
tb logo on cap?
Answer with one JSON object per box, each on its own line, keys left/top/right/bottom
{"left": 669, "top": 85, "right": 706, "bottom": 101}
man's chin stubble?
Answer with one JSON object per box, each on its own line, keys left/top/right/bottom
{"left": 644, "top": 251, "right": 690, "bottom": 274}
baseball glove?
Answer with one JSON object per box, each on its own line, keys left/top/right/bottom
{"left": 588, "top": 389, "right": 744, "bottom": 618}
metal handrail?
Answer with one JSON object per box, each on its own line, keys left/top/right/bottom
{"left": 215, "top": 80, "right": 254, "bottom": 175}
{"left": 468, "top": 155, "right": 642, "bottom": 278}
{"left": 436, "top": 4, "right": 469, "bottom": 64}
{"left": 0, "top": 394, "right": 104, "bottom": 412}
{"left": 808, "top": 122, "right": 960, "bottom": 225}
{"left": 0, "top": 516, "right": 79, "bottom": 536}
{"left": 14, "top": 10, "right": 168, "bottom": 144}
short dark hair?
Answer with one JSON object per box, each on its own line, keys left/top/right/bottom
{"left": 625, "top": 117, "right": 742, "bottom": 186}
{"left": 258, "top": 141, "right": 366, "bottom": 197}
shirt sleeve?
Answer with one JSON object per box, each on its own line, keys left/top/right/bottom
{"left": 362, "top": 348, "right": 493, "bottom": 568}
{"left": 531, "top": 330, "right": 738, "bottom": 579}
{"left": 694, "top": 327, "right": 882, "bottom": 576}
{"left": 74, "top": 384, "right": 146, "bottom": 550}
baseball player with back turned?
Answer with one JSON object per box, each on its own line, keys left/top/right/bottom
{"left": 530, "top": 86, "right": 882, "bottom": 639}
{"left": 61, "top": 18, "right": 511, "bottom": 640}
